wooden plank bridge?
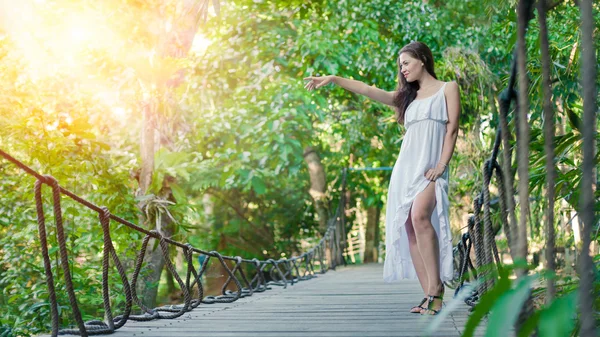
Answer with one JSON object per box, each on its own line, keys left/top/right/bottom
{"left": 46, "top": 264, "right": 486, "bottom": 337}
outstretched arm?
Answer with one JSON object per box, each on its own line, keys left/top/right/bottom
{"left": 304, "top": 75, "right": 396, "bottom": 106}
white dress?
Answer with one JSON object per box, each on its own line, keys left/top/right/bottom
{"left": 383, "top": 82, "right": 454, "bottom": 283}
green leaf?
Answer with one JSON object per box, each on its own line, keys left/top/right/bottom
{"left": 485, "top": 275, "right": 535, "bottom": 337}
{"left": 517, "top": 310, "right": 541, "bottom": 337}
{"left": 463, "top": 269, "right": 511, "bottom": 337}
{"left": 26, "top": 302, "right": 49, "bottom": 314}
{"left": 64, "top": 206, "right": 80, "bottom": 217}
{"left": 538, "top": 292, "right": 578, "bottom": 337}
{"left": 150, "top": 171, "right": 165, "bottom": 194}
{"left": 48, "top": 246, "right": 59, "bottom": 255}
{"left": 90, "top": 140, "right": 111, "bottom": 151}
{"left": 170, "top": 183, "right": 187, "bottom": 204}
{"left": 251, "top": 176, "right": 267, "bottom": 195}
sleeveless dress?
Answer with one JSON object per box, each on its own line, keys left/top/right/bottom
{"left": 383, "top": 82, "right": 454, "bottom": 283}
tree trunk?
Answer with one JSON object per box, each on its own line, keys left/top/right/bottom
{"left": 304, "top": 147, "right": 329, "bottom": 232}
{"left": 140, "top": 212, "right": 174, "bottom": 308}
{"left": 137, "top": 97, "right": 163, "bottom": 308}
{"left": 363, "top": 205, "right": 381, "bottom": 263}
{"left": 577, "top": 0, "right": 598, "bottom": 335}
{"left": 136, "top": 0, "right": 207, "bottom": 309}
{"left": 516, "top": 0, "right": 532, "bottom": 277}
{"left": 537, "top": 0, "right": 556, "bottom": 302}
{"left": 139, "top": 103, "right": 156, "bottom": 195}
{"left": 514, "top": 0, "right": 535, "bottom": 334}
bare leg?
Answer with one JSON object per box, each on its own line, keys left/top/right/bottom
{"left": 405, "top": 211, "right": 429, "bottom": 312}
{"left": 411, "top": 182, "right": 444, "bottom": 313}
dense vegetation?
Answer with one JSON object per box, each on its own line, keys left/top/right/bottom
{"left": 0, "top": 0, "right": 598, "bottom": 336}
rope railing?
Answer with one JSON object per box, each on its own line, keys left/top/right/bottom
{"left": 0, "top": 1, "right": 559, "bottom": 330}
{"left": 0, "top": 148, "right": 348, "bottom": 337}
{"left": 448, "top": 0, "right": 537, "bottom": 307}
{"left": 447, "top": 68, "right": 517, "bottom": 305}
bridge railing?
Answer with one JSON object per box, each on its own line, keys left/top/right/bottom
{"left": 0, "top": 148, "right": 347, "bottom": 337}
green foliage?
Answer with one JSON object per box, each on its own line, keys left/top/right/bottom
{"left": 532, "top": 292, "right": 577, "bottom": 337}
{"left": 484, "top": 275, "right": 535, "bottom": 337}
{"left": 435, "top": 265, "right": 579, "bottom": 337}
{"left": 1, "top": 0, "right": 599, "bottom": 335}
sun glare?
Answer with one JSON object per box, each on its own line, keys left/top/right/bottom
{"left": 0, "top": 0, "right": 210, "bottom": 121}
{"left": 69, "top": 26, "right": 89, "bottom": 44}
{"left": 0, "top": 0, "right": 140, "bottom": 119}
{"left": 0, "top": 1, "right": 123, "bottom": 78}
{"left": 111, "top": 107, "right": 127, "bottom": 119}
{"left": 191, "top": 34, "right": 212, "bottom": 55}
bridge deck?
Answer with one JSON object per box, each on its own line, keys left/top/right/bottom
{"left": 61, "top": 264, "right": 487, "bottom": 337}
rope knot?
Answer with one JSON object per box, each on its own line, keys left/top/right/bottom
{"left": 99, "top": 206, "right": 111, "bottom": 223}
{"left": 41, "top": 174, "right": 58, "bottom": 186}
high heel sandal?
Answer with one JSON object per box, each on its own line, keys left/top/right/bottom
{"left": 421, "top": 294, "right": 444, "bottom": 315}
{"left": 410, "top": 297, "right": 428, "bottom": 313}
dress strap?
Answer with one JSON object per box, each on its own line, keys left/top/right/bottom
{"left": 434, "top": 82, "right": 448, "bottom": 98}
{"left": 439, "top": 82, "right": 448, "bottom": 93}
{"left": 429, "top": 82, "right": 447, "bottom": 98}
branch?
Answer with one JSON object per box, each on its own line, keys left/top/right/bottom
{"left": 547, "top": 1, "right": 561, "bottom": 10}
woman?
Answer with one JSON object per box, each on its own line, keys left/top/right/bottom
{"left": 304, "top": 41, "right": 460, "bottom": 315}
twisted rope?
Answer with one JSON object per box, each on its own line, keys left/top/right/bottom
{"left": 1, "top": 148, "right": 347, "bottom": 336}
{"left": 448, "top": 0, "right": 538, "bottom": 309}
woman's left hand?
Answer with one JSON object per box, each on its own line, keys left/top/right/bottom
{"left": 424, "top": 163, "right": 446, "bottom": 181}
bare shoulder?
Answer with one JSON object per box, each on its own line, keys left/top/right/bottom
{"left": 444, "top": 81, "right": 461, "bottom": 118}
{"left": 444, "top": 81, "right": 460, "bottom": 94}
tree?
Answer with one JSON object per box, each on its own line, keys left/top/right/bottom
{"left": 134, "top": 0, "right": 217, "bottom": 309}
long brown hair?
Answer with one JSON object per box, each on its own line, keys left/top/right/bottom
{"left": 393, "top": 41, "right": 437, "bottom": 124}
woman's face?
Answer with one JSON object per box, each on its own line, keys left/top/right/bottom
{"left": 398, "top": 52, "right": 423, "bottom": 83}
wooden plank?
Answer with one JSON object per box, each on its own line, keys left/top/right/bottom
{"left": 41, "top": 264, "right": 489, "bottom": 337}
